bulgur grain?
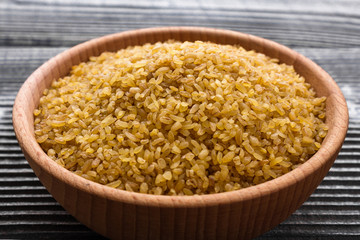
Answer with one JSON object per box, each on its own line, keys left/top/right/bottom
{"left": 34, "top": 41, "right": 327, "bottom": 195}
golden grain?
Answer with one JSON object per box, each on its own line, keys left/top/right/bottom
{"left": 34, "top": 41, "right": 327, "bottom": 195}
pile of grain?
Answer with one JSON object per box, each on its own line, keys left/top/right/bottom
{"left": 34, "top": 41, "right": 327, "bottom": 195}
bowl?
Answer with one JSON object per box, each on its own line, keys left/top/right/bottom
{"left": 12, "top": 27, "right": 348, "bottom": 239}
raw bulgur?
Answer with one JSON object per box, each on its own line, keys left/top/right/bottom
{"left": 34, "top": 41, "right": 327, "bottom": 195}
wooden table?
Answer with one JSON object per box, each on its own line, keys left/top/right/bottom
{"left": 1, "top": 0, "right": 360, "bottom": 238}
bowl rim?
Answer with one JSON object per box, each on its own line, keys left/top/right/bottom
{"left": 12, "top": 26, "right": 349, "bottom": 208}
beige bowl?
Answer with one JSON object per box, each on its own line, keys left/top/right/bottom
{"left": 13, "top": 27, "right": 348, "bottom": 240}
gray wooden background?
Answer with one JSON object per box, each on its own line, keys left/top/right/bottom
{"left": 1, "top": 0, "right": 360, "bottom": 239}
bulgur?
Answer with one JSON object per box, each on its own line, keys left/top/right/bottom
{"left": 34, "top": 41, "right": 327, "bottom": 195}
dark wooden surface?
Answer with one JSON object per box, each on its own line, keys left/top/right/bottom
{"left": 1, "top": 0, "right": 360, "bottom": 239}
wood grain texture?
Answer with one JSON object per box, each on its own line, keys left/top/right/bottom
{"left": 12, "top": 27, "right": 348, "bottom": 240}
